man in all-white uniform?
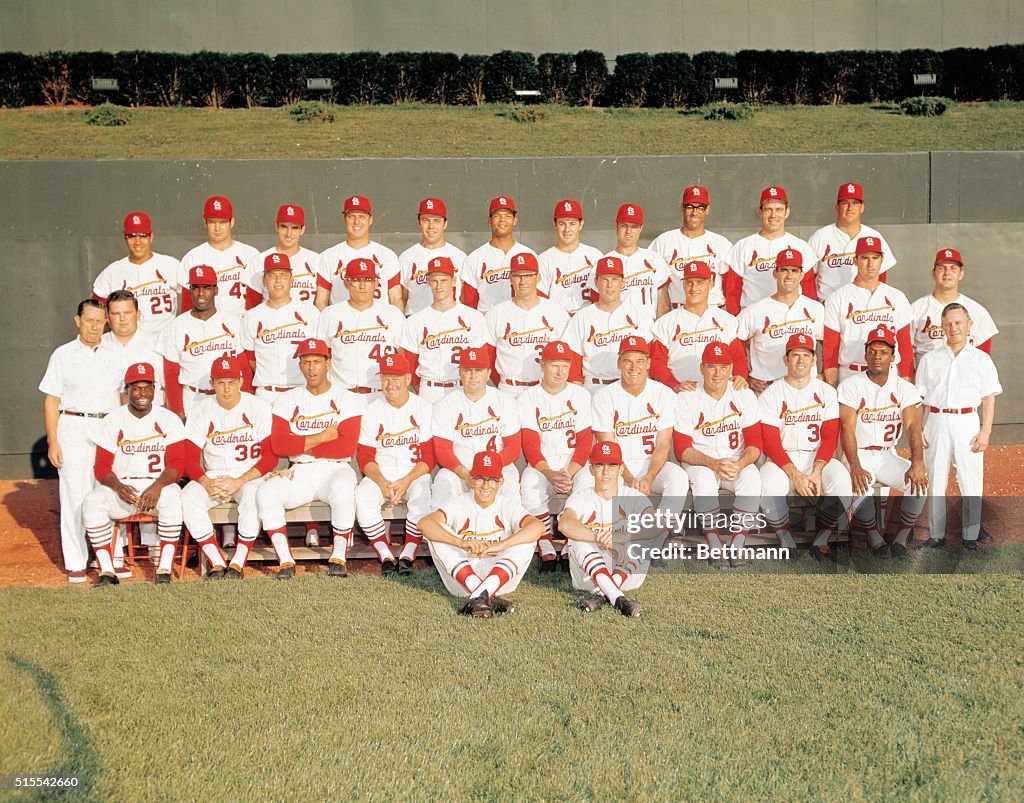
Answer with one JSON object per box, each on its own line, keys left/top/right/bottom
{"left": 258, "top": 338, "right": 365, "bottom": 579}
{"left": 758, "top": 333, "right": 852, "bottom": 560}
{"left": 486, "top": 252, "right": 570, "bottom": 396}
{"left": 591, "top": 203, "right": 670, "bottom": 323}
{"left": 674, "top": 341, "right": 763, "bottom": 567}
{"left": 182, "top": 355, "right": 277, "bottom": 580}
{"left": 722, "top": 186, "right": 817, "bottom": 315}
{"left": 398, "top": 198, "right": 467, "bottom": 316}
{"left": 838, "top": 325, "right": 928, "bottom": 559}
{"left": 558, "top": 441, "right": 657, "bottom": 617}
{"left": 83, "top": 362, "right": 185, "bottom": 585}
{"left": 519, "top": 340, "right": 594, "bottom": 569}
{"left": 355, "top": 353, "right": 435, "bottom": 576}
{"left": 823, "top": 236, "right": 914, "bottom": 386}
{"left": 40, "top": 299, "right": 122, "bottom": 583}
{"left": 461, "top": 195, "right": 538, "bottom": 313}
{"left": 650, "top": 185, "right": 731, "bottom": 309}
{"left": 420, "top": 450, "right": 544, "bottom": 618}
{"left": 910, "top": 247, "right": 998, "bottom": 362}
{"left": 245, "top": 204, "right": 320, "bottom": 307}
{"left": 399, "top": 256, "right": 492, "bottom": 403}
{"left": 315, "top": 195, "right": 403, "bottom": 310}
{"left": 736, "top": 248, "right": 825, "bottom": 393}
{"left": 915, "top": 304, "right": 1001, "bottom": 551}
{"left": 807, "top": 182, "right": 896, "bottom": 302}
{"left": 563, "top": 256, "right": 651, "bottom": 393}
{"left": 103, "top": 289, "right": 164, "bottom": 404}
{"left": 178, "top": 195, "right": 259, "bottom": 318}
{"left": 537, "top": 199, "right": 602, "bottom": 315}
{"left": 92, "top": 211, "right": 180, "bottom": 334}
{"left": 650, "top": 260, "right": 749, "bottom": 392}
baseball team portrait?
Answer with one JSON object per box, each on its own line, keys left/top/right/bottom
{"left": 1, "top": 1, "right": 1022, "bottom": 799}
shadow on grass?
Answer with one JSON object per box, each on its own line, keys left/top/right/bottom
{"left": 6, "top": 653, "right": 98, "bottom": 800}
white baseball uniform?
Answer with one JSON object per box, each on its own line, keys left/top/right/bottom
{"left": 537, "top": 243, "right": 602, "bottom": 314}
{"left": 101, "top": 329, "right": 165, "bottom": 403}
{"left": 910, "top": 293, "right": 998, "bottom": 359}
{"left": 398, "top": 243, "right": 467, "bottom": 316}
{"left": 649, "top": 306, "right": 745, "bottom": 387}
{"left": 649, "top": 228, "right": 732, "bottom": 309}
{"left": 723, "top": 233, "right": 817, "bottom": 313}
{"left": 561, "top": 302, "right": 652, "bottom": 391}
{"left": 93, "top": 253, "right": 181, "bottom": 333}
{"left": 241, "top": 300, "right": 320, "bottom": 396}
{"left": 316, "top": 241, "right": 401, "bottom": 305}
{"left": 398, "top": 304, "right": 491, "bottom": 402}
{"left": 591, "top": 248, "right": 669, "bottom": 323}
{"left": 823, "top": 283, "right": 913, "bottom": 381}
{"left": 461, "top": 242, "right": 539, "bottom": 313}
{"left": 178, "top": 241, "right": 259, "bottom": 318}
{"left": 246, "top": 246, "right": 321, "bottom": 306}
{"left": 485, "top": 298, "right": 570, "bottom": 394}
{"left": 807, "top": 223, "right": 896, "bottom": 301}
{"left": 158, "top": 310, "right": 243, "bottom": 415}
{"left": 736, "top": 295, "right": 825, "bottom": 383}
{"left": 315, "top": 301, "right": 405, "bottom": 393}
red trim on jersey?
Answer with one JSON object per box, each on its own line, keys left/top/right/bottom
{"left": 761, "top": 424, "right": 793, "bottom": 469}
{"left": 310, "top": 415, "right": 360, "bottom": 460}
{"left": 180, "top": 288, "right": 194, "bottom": 313}
{"left": 722, "top": 269, "right": 742, "bottom": 316}
{"left": 419, "top": 437, "right": 435, "bottom": 470}
{"left": 254, "top": 436, "right": 277, "bottom": 475}
{"left": 184, "top": 440, "right": 205, "bottom": 480}
{"left": 498, "top": 431, "right": 521, "bottom": 466}
{"left": 673, "top": 430, "right": 693, "bottom": 461}
{"left": 244, "top": 287, "right": 263, "bottom": 310}
{"left": 800, "top": 271, "right": 818, "bottom": 301}
{"left": 822, "top": 327, "right": 840, "bottom": 371}
{"left": 461, "top": 284, "right": 480, "bottom": 308}
{"left": 357, "top": 444, "right": 377, "bottom": 472}
{"left": 815, "top": 418, "right": 840, "bottom": 463}
{"left": 879, "top": 271, "right": 888, "bottom": 285}
{"left": 648, "top": 340, "right": 678, "bottom": 387}
{"left": 433, "top": 437, "right": 460, "bottom": 472}
{"left": 94, "top": 447, "right": 115, "bottom": 482}
{"left": 571, "top": 427, "right": 593, "bottom": 466}
{"left": 977, "top": 338, "right": 992, "bottom": 355}
{"left": 163, "top": 358, "right": 184, "bottom": 415}
{"left": 567, "top": 349, "right": 584, "bottom": 384}
{"left": 401, "top": 349, "right": 421, "bottom": 389}
{"left": 522, "top": 429, "right": 544, "bottom": 467}
{"left": 165, "top": 440, "right": 185, "bottom": 477}
{"left": 895, "top": 325, "right": 914, "bottom": 379}
{"left": 387, "top": 272, "right": 400, "bottom": 291}
{"left": 742, "top": 423, "right": 763, "bottom": 453}
{"left": 316, "top": 274, "right": 332, "bottom": 291}
{"left": 729, "top": 337, "right": 750, "bottom": 378}
{"left": 243, "top": 349, "right": 257, "bottom": 375}
{"left": 272, "top": 415, "right": 305, "bottom": 457}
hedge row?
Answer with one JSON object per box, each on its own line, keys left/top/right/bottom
{"left": 1, "top": 45, "right": 1022, "bottom": 108}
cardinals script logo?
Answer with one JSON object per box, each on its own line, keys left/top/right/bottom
{"left": 183, "top": 324, "right": 235, "bottom": 356}
{"left": 694, "top": 401, "right": 742, "bottom": 437}
{"left": 290, "top": 399, "right": 342, "bottom": 431}
{"left": 332, "top": 315, "right": 390, "bottom": 345}
{"left": 376, "top": 417, "right": 421, "bottom": 449}
{"left": 586, "top": 316, "right": 638, "bottom": 348}
{"left": 257, "top": 311, "right": 310, "bottom": 344}
{"left": 502, "top": 318, "right": 555, "bottom": 348}
{"left": 455, "top": 515, "right": 505, "bottom": 542}
{"left": 845, "top": 298, "right": 896, "bottom": 325}
{"left": 612, "top": 404, "right": 660, "bottom": 438}
{"left": 779, "top": 394, "right": 826, "bottom": 425}
{"left": 421, "top": 318, "right": 471, "bottom": 350}
{"left": 206, "top": 414, "right": 255, "bottom": 446}
{"left": 535, "top": 402, "right": 577, "bottom": 433}
{"left": 117, "top": 422, "right": 168, "bottom": 455}
{"left": 855, "top": 394, "right": 902, "bottom": 424}
{"left": 760, "top": 310, "right": 816, "bottom": 339}
{"left": 672, "top": 318, "right": 724, "bottom": 347}
{"left": 454, "top": 408, "right": 501, "bottom": 439}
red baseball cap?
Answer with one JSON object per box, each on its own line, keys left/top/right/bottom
{"left": 489, "top": 196, "right": 517, "bottom": 215}
{"left": 785, "top": 333, "right": 816, "bottom": 354}
{"left": 264, "top": 252, "right": 292, "bottom": 273}
{"left": 418, "top": 198, "right": 447, "bottom": 217}
{"left": 590, "top": 441, "right": 623, "bottom": 465}
{"left": 344, "top": 195, "right": 372, "bottom": 215}
{"left": 294, "top": 338, "right": 331, "bottom": 358}
{"left": 701, "top": 340, "right": 733, "bottom": 365}
{"left": 540, "top": 341, "right": 573, "bottom": 361}
{"left": 344, "top": 258, "right": 377, "bottom": 279}
{"left": 124, "top": 362, "right": 156, "bottom": 385}
{"left": 934, "top": 247, "right": 963, "bottom": 266}
{"left": 759, "top": 186, "right": 788, "bottom": 205}
{"left": 855, "top": 236, "right": 884, "bottom": 256}
{"left": 683, "top": 186, "right": 710, "bottom": 206}
{"left": 425, "top": 256, "right": 456, "bottom": 276}
{"left": 210, "top": 355, "right": 243, "bottom": 380}
{"left": 865, "top": 325, "right": 896, "bottom": 349}
{"left": 203, "top": 196, "right": 233, "bottom": 220}
{"left": 554, "top": 199, "right": 583, "bottom": 219}
{"left": 379, "top": 353, "right": 411, "bottom": 375}
{"left": 683, "top": 261, "right": 713, "bottom": 280}
{"left": 775, "top": 248, "right": 803, "bottom": 269}
{"left": 123, "top": 211, "right": 151, "bottom": 235}
{"left": 188, "top": 265, "right": 217, "bottom": 286}
{"left": 471, "top": 450, "right": 504, "bottom": 479}
{"left": 276, "top": 204, "right": 304, "bottom": 226}
{"left": 509, "top": 252, "right": 539, "bottom": 272}
{"left": 616, "top": 203, "right": 644, "bottom": 225}
{"left": 459, "top": 348, "right": 490, "bottom": 369}
{"left": 618, "top": 335, "right": 649, "bottom": 355}
{"left": 837, "top": 182, "right": 864, "bottom": 202}
{"left": 595, "top": 256, "right": 624, "bottom": 277}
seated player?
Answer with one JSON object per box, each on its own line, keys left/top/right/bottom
{"left": 419, "top": 450, "right": 545, "bottom": 618}
{"left": 355, "top": 354, "right": 434, "bottom": 577}
{"left": 558, "top": 441, "right": 661, "bottom": 618}
{"left": 82, "top": 363, "right": 185, "bottom": 586}
{"left": 181, "top": 355, "right": 277, "bottom": 580}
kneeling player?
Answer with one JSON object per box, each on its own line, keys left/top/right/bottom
{"left": 419, "top": 451, "right": 544, "bottom": 618}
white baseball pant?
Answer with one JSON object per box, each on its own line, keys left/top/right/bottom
{"left": 355, "top": 474, "right": 432, "bottom": 527}
{"left": 417, "top": 381, "right": 458, "bottom": 404}
{"left": 845, "top": 448, "right": 926, "bottom": 524}
{"left": 432, "top": 464, "right": 521, "bottom": 508}
{"left": 569, "top": 539, "right": 659, "bottom": 593}
{"left": 496, "top": 381, "right": 539, "bottom": 398}
{"left": 181, "top": 476, "right": 263, "bottom": 541}
{"left": 428, "top": 540, "right": 535, "bottom": 597}
{"left": 256, "top": 460, "right": 358, "bottom": 532}
{"left": 924, "top": 412, "right": 984, "bottom": 541}
{"left": 55, "top": 414, "right": 103, "bottom": 572}
{"left": 684, "top": 463, "right": 761, "bottom": 514}
{"left": 520, "top": 465, "right": 589, "bottom": 517}
{"left": 759, "top": 454, "right": 853, "bottom": 524}
{"left": 82, "top": 481, "right": 182, "bottom": 574}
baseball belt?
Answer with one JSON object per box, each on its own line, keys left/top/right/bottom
{"left": 587, "top": 377, "right": 618, "bottom": 385}
{"left": 502, "top": 378, "right": 539, "bottom": 387}
{"left": 185, "top": 385, "right": 216, "bottom": 395}
{"left": 424, "top": 379, "right": 457, "bottom": 388}
{"left": 862, "top": 445, "right": 885, "bottom": 451}
{"left": 61, "top": 410, "right": 108, "bottom": 419}
{"left": 846, "top": 364, "right": 869, "bottom": 372}
{"left": 260, "top": 385, "right": 292, "bottom": 393}
{"left": 927, "top": 406, "right": 976, "bottom": 414}
{"left": 350, "top": 386, "right": 376, "bottom": 394}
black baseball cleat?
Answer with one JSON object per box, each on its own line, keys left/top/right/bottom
{"left": 155, "top": 571, "right": 172, "bottom": 585}
{"left": 809, "top": 545, "right": 838, "bottom": 563}
{"left": 206, "top": 567, "right": 226, "bottom": 580}
{"left": 490, "top": 596, "right": 516, "bottom": 615}
{"left": 963, "top": 539, "right": 979, "bottom": 551}
{"left": 327, "top": 560, "right": 347, "bottom": 578}
{"left": 614, "top": 595, "right": 642, "bottom": 618}
{"left": 460, "top": 594, "right": 493, "bottom": 619}
{"left": 397, "top": 558, "right": 414, "bottom": 576}
{"left": 579, "top": 593, "right": 609, "bottom": 613}
{"left": 977, "top": 529, "right": 993, "bottom": 544}
{"left": 538, "top": 556, "right": 557, "bottom": 574}
{"left": 558, "top": 555, "right": 571, "bottom": 574}
{"left": 709, "top": 557, "right": 730, "bottom": 570}
{"left": 729, "top": 556, "right": 749, "bottom": 568}
{"left": 277, "top": 564, "right": 296, "bottom": 580}
{"left": 380, "top": 558, "right": 398, "bottom": 577}
{"left": 95, "top": 572, "right": 119, "bottom": 587}
{"left": 872, "top": 544, "right": 892, "bottom": 559}
{"left": 918, "top": 537, "right": 947, "bottom": 550}
{"left": 224, "top": 566, "right": 243, "bottom": 580}
{"left": 890, "top": 542, "right": 909, "bottom": 560}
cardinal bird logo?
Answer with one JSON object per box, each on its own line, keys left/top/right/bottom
{"left": 803, "top": 308, "right": 812, "bottom": 320}
{"left": 410, "top": 415, "right": 420, "bottom": 429}
{"left": 729, "top": 401, "right": 741, "bottom": 416}
{"left": 504, "top": 322, "right": 512, "bottom": 337}
{"left": 696, "top": 412, "right": 707, "bottom": 428}
{"left": 329, "top": 399, "right": 340, "bottom": 414}
{"left": 625, "top": 315, "right": 637, "bottom": 329}
{"left": 584, "top": 511, "right": 599, "bottom": 526}
{"left": 486, "top": 405, "right": 497, "bottom": 419}
{"left": 120, "top": 280, "right": 128, "bottom": 290}
{"left": 541, "top": 316, "right": 552, "bottom": 331}
{"left": 890, "top": 393, "right": 900, "bottom": 406}
{"left": 613, "top": 410, "right": 621, "bottom": 427}
{"left": 235, "top": 256, "right": 245, "bottom": 268}
{"left": 763, "top": 315, "right": 772, "bottom": 334}
{"left": 706, "top": 244, "right": 714, "bottom": 255}
{"left": 643, "top": 259, "right": 654, "bottom": 273}
{"left": 292, "top": 405, "right": 301, "bottom": 420}
{"left": 646, "top": 402, "right": 657, "bottom": 417}
{"left": 584, "top": 255, "right": 593, "bottom": 266}
{"left": 749, "top": 250, "right": 758, "bottom": 267}
{"left": 183, "top": 333, "right": 191, "bottom": 348}
{"left": 375, "top": 315, "right": 386, "bottom": 328}
{"left": 421, "top": 326, "right": 429, "bottom": 344}
{"left": 256, "top": 321, "right": 264, "bottom": 336}
{"left": 567, "top": 400, "right": 577, "bottom": 415}
{"left": 154, "top": 422, "right": 167, "bottom": 438}
{"left": 494, "top": 515, "right": 504, "bottom": 530}
{"left": 457, "top": 316, "right": 468, "bottom": 330}
{"left": 822, "top": 244, "right": 831, "bottom": 259}
{"left": 372, "top": 255, "right": 382, "bottom": 267}
{"left": 457, "top": 518, "right": 471, "bottom": 537}
{"left": 221, "top": 323, "right": 233, "bottom": 336}
{"left": 846, "top": 302, "right": 855, "bottom": 319}
{"left": 206, "top": 421, "right": 215, "bottom": 436}
{"left": 455, "top": 412, "right": 465, "bottom": 429}
{"left": 884, "top": 296, "right": 892, "bottom": 309}
{"left": 376, "top": 423, "right": 385, "bottom": 439}
{"left": 711, "top": 317, "right": 722, "bottom": 331}
{"left": 780, "top": 401, "right": 789, "bottom": 417}
{"left": 812, "top": 392, "right": 824, "bottom": 407}
{"left": 155, "top": 270, "right": 167, "bottom": 283}
{"left": 295, "top": 311, "right": 308, "bottom": 325}
{"left": 587, "top": 325, "right": 597, "bottom": 341}
{"left": 856, "top": 398, "right": 867, "bottom": 413}
{"left": 922, "top": 316, "right": 932, "bottom": 333}
{"left": 116, "top": 429, "right": 125, "bottom": 444}
{"left": 670, "top": 249, "right": 678, "bottom": 263}
{"left": 241, "top": 413, "right": 252, "bottom": 427}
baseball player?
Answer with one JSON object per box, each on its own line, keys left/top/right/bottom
{"left": 485, "top": 252, "right": 571, "bottom": 396}
{"left": 519, "top": 340, "right": 594, "bottom": 569}
{"left": 399, "top": 256, "right": 492, "bottom": 403}
{"left": 838, "top": 325, "right": 928, "bottom": 558}
{"left": 314, "top": 195, "right": 403, "bottom": 310}
{"left": 181, "top": 355, "right": 277, "bottom": 580}
{"left": 591, "top": 336, "right": 690, "bottom": 502}
{"left": 316, "top": 257, "right": 407, "bottom": 395}
{"left": 562, "top": 256, "right": 652, "bottom": 392}
{"left": 537, "top": 199, "right": 602, "bottom": 315}
{"left": 159, "top": 265, "right": 246, "bottom": 418}
{"left": 419, "top": 450, "right": 545, "bottom": 618}
{"left": 673, "top": 341, "right": 763, "bottom": 568}
{"left": 650, "top": 185, "right": 731, "bottom": 309}
{"left": 39, "top": 299, "right": 123, "bottom": 583}
{"left": 722, "top": 186, "right": 817, "bottom": 315}
{"left": 758, "top": 333, "right": 852, "bottom": 560}
{"left": 736, "top": 249, "right": 825, "bottom": 392}
{"left": 649, "top": 261, "right": 749, "bottom": 392}
{"left": 257, "top": 338, "right": 365, "bottom": 579}
{"left": 558, "top": 441, "right": 659, "bottom": 617}
{"left": 915, "top": 303, "right": 1001, "bottom": 551}
{"left": 82, "top": 362, "right": 185, "bottom": 585}
{"left": 910, "top": 248, "right": 998, "bottom": 361}
{"left": 807, "top": 182, "right": 896, "bottom": 301}
{"left": 461, "top": 196, "right": 539, "bottom": 313}
{"left": 355, "top": 353, "right": 435, "bottom": 576}
{"left": 245, "top": 204, "right": 321, "bottom": 306}
{"left": 592, "top": 203, "right": 670, "bottom": 323}
{"left": 823, "top": 236, "right": 914, "bottom": 386}
{"left": 398, "top": 198, "right": 467, "bottom": 316}
{"left": 92, "top": 212, "right": 180, "bottom": 334}
{"left": 178, "top": 196, "right": 259, "bottom": 318}
{"left": 431, "top": 348, "right": 521, "bottom": 508}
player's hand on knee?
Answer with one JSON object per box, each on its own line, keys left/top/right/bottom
{"left": 851, "top": 467, "right": 873, "bottom": 496}
{"left": 595, "top": 528, "right": 613, "bottom": 549}
{"left": 717, "top": 459, "right": 740, "bottom": 481}
{"left": 137, "top": 486, "right": 160, "bottom": 511}
{"left": 793, "top": 473, "right": 816, "bottom": 498}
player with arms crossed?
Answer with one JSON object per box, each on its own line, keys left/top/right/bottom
{"left": 398, "top": 198, "right": 467, "bottom": 316}
{"left": 461, "top": 196, "right": 538, "bottom": 313}
{"left": 537, "top": 199, "right": 602, "bottom": 315}
{"left": 245, "top": 204, "right": 320, "bottom": 306}
{"left": 593, "top": 203, "right": 670, "bottom": 322}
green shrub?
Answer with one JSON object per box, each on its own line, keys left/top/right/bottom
{"left": 699, "top": 102, "right": 755, "bottom": 120}
{"left": 538, "top": 53, "right": 574, "bottom": 104}
{"left": 86, "top": 102, "right": 131, "bottom": 126}
{"left": 502, "top": 104, "right": 547, "bottom": 123}
{"left": 900, "top": 96, "right": 951, "bottom": 116}
{"left": 287, "top": 100, "right": 336, "bottom": 122}
{"left": 608, "top": 52, "right": 653, "bottom": 107}
{"left": 647, "top": 52, "right": 696, "bottom": 108}
{"left": 570, "top": 50, "right": 608, "bottom": 107}
{"left": 483, "top": 51, "right": 538, "bottom": 103}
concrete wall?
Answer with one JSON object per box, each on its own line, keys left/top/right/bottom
{"left": 2, "top": 0, "right": 1023, "bottom": 56}
{"left": 2, "top": 151, "right": 1023, "bottom": 478}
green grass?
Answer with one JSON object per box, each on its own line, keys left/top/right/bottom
{"left": 2, "top": 558, "right": 1022, "bottom": 800}
{"left": 2, "top": 102, "right": 1023, "bottom": 159}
